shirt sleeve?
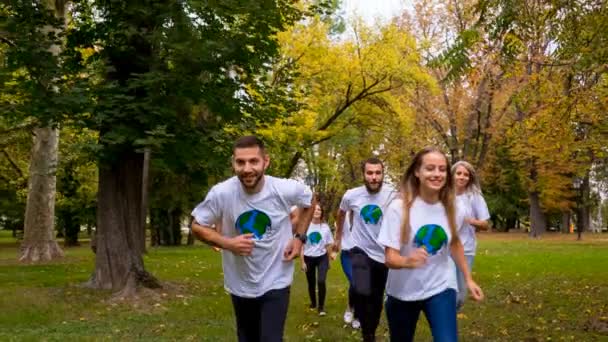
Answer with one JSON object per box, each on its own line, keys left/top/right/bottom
{"left": 191, "top": 187, "right": 221, "bottom": 227}
{"left": 324, "top": 224, "right": 334, "bottom": 245}
{"left": 472, "top": 193, "right": 490, "bottom": 221}
{"left": 455, "top": 197, "right": 466, "bottom": 233}
{"left": 285, "top": 179, "right": 313, "bottom": 208}
{"left": 339, "top": 191, "right": 351, "bottom": 212}
{"left": 378, "top": 199, "right": 403, "bottom": 250}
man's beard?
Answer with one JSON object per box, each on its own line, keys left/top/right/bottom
{"left": 238, "top": 172, "right": 264, "bottom": 190}
{"left": 364, "top": 180, "right": 383, "bottom": 194}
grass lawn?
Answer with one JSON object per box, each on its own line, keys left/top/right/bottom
{"left": 1, "top": 230, "right": 607, "bottom": 341}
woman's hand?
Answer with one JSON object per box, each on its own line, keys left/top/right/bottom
{"left": 404, "top": 247, "right": 428, "bottom": 268}
{"left": 467, "top": 279, "right": 484, "bottom": 301}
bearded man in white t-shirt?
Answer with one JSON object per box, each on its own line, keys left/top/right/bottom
{"left": 334, "top": 157, "right": 398, "bottom": 342}
{"left": 191, "top": 136, "right": 314, "bottom": 342}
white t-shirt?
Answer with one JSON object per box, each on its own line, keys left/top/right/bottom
{"left": 456, "top": 192, "right": 490, "bottom": 256}
{"left": 340, "top": 210, "right": 355, "bottom": 251}
{"left": 303, "top": 223, "right": 334, "bottom": 257}
{"left": 340, "top": 184, "right": 398, "bottom": 263}
{"left": 378, "top": 197, "right": 464, "bottom": 301}
{"left": 191, "top": 175, "right": 313, "bottom": 298}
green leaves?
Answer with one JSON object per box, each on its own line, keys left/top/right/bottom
{"left": 430, "top": 28, "right": 481, "bottom": 83}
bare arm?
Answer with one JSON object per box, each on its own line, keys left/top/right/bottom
{"left": 290, "top": 208, "right": 301, "bottom": 234}
{"left": 450, "top": 240, "right": 471, "bottom": 280}
{"left": 284, "top": 204, "right": 315, "bottom": 261}
{"left": 296, "top": 206, "right": 314, "bottom": 236}
{"left": 450, "top": 239, "right": 484, "bottom": 301}
{"left": 191, "top": 221, "right": 254, "bottom": 256}
{"left": 191, "top": 221, "right": 229, "bottom": 248}
{"left": 300, "top": 243, "right": 307, "bottom": 270}
{"left": 467, "top": 218, "right": 489, "bottom": 231}
{"left": 333, "top": 209, "right": 346, "bottom": 251}
{"left": 385, "top": 246, "right": 428, "bottom": 269}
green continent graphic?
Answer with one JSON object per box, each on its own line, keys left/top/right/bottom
{"left": 307, "top": 231, "right": 322, "bottom": 245}
{"left": 413, "top": 224, "right": 448, "bottom": 255}
{"left": 360, "top": 204, "right": 383, "bottom": 224}
{"left": 235, "top": 210, "right": 271, "bottom": 239}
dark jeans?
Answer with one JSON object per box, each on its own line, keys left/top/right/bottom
{"left": 351, "top": 247, "right": 389, "bottom": 342}
{"left": 304, "top": 254, "right": 330, "bottom": 310}
{"left": 340, "top": 249, "right": 356, "bottom": 315}
{"left": 230, "top": 287, "right": 290, "bottom": 342}
{"left": 385, "top": 288, "right": 458, "bottom": 342}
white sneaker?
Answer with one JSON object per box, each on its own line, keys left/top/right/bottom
{"left": 319, "top": 311, "right": 327, "bottom": 316}
{"left": 351, "top": 319, "right": 361, "bottom": 329}
{"left": 343, "top": 310, "right": 353, "bottom": 324}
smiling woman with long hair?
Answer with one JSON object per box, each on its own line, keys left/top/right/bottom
{"left": 378, "top": 147, "right": 484, "bottom": 341}
{"left": 451, "top": 160, "right": 490, "bottom": 310}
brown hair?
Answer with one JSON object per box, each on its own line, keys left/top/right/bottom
{"left": 400, "top": 147, "right": 460, "bottom": 246}
{"left": 233, "top": 135, "right": 265, "bottom": 153}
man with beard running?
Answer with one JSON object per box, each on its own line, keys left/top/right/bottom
{"left": 191, "top": 136, "right": 314, "bottom": 342}
{"left": 334, "top": 157, "right": 398, "bottom": 342}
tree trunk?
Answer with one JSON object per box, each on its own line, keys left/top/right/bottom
{"left": 171, "top": 208, "right": 182, "bottom": 246}
{"left": 19, "top": 0, "right": 69, "bottom": 262}
{"left": 140, "top": 147, "right": 150, "bottom": 252}
{"left": 20, "top": 127, "right": 64, "bottom": 262}
{"left": 63, "top": 209, "right": 80, "bottom": 247}
{"left": 86, "top": 152, "right": 160, "bottom": 294}
{"left": 529, "top": 191, "right": 546, "bottom": 238}
{"left": 582, "top": 175, "right": 591, "bottom": 233}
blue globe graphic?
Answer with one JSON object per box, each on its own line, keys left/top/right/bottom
{"left": 235, "top": 210, "right": 272, "bottom": 239}
{"left": 413, "top": 224, "right": 448, "bottom": 255}
{"left": 360, "top": 204, "right": 383, "bottom": 224}
{"left": 307, "top": 231, "right": 322, "bottom": 245}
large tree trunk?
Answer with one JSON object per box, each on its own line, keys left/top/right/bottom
{"left": 19, "top": 0, "right": 69, "bottom": 263}
{"left": 529, "top": 191, "right": 546, "bottom": 238}
{"left": 86, "top": 152, "right": 160, "bottom": 295}
{"left": 20, "top": 127, "right": 64, "bottom": 262}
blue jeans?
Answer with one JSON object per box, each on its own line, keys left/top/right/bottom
{"left": 385, "top": 288, "right": 458, "bottom": 342}
{"left": 340, "top": 249, "right": 356, "bottom": 314}
{"left": 340, "top": 249, "right": 353, "bottom": 283}
{"left": 455, "top": 255, "right": 474, "bottom": 309}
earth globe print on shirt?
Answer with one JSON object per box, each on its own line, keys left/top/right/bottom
{"left": 413, "top": 224, "right": 448, "bottom": 255}
{"left": 360, "top": 204, "right": 383, "bottom": 224}
{"left": 307, "top": 231, "right": 322, "bottom": 245}
{"left": 235, "top": 210, "right": 272, "bottom": 239}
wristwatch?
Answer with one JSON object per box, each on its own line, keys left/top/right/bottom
{"left": 294, "top": 233, "right": 307, "bottom": 244}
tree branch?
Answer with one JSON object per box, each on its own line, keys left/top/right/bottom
{"left": 1, "top": 149, "right": 25, "bottom": 178}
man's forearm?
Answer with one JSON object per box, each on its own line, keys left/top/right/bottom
{"left": 335, "top": 210, "right": 346, "bottom": 242}
{"left": 192, "top": 222, "right": 229, "bottom": 249}
{"left": 296, "top": 206, "right": 314, "bottom": 235}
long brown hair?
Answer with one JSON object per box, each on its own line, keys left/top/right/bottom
{"left": 400, "top": 147, "right": 460, "bottom": 246}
